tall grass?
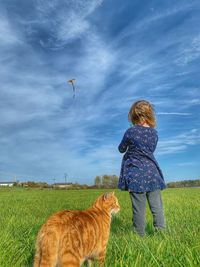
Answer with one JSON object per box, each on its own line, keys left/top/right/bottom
{"left": 0, "top": 188, "right": 199, "bottom": 266}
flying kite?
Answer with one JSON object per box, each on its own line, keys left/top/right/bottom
{"left": 68, "top": 79, "right": 76, "bottom": 98}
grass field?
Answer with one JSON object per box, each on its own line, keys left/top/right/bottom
{"left": 0, "top": 188, "right": 200, "bottom": 267}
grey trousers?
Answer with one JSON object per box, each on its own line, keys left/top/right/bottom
{"left": 129, "top": 189, "right": 165, "bottom": 236}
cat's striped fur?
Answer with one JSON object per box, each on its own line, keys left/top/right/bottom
{"left": 34, "top": 192, "right": 120, "bottom": 267}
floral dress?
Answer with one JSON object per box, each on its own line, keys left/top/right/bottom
{"left": 118, "top": 125, "right": 166, "bottom": 193}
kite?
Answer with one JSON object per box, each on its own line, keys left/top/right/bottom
{"left": 68, "top": 79, "right": 76, "bottom": 98}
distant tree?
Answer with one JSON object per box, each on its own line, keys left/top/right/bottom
{"left": 94, "top": 174, "right": 119, "bottom": 189}
{"left": 27, "top": 181, "right": 37, "bottom": 187}
{"left": 13, "top": 181, "right": 20, "bottom": 187}
{"left": 94, "top": 176, "right": 101, "bottom": 188}
{"left": 110, "top": 175, "right": 118, "bottom": 188}
{"left": 102, "top": 175, "right": 110, "bottom": 188}
{"left": 22, "top": 181, "right": 49, "bottom": 188}
{"left": 167, "top": 179, "right": 200, "bottom": 188}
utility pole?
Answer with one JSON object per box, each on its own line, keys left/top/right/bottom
{"left": 64, "top": 173, "right": 68, "bottom": 184}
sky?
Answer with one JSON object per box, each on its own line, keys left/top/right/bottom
{"left": 0, "top": 0, "right": 200, "bottom": 184}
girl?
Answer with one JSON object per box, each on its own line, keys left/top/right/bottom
{"left": 118, "top": 100, "right": 166, "bottom": 236}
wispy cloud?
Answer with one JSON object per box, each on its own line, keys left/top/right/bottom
{"left": 176, "top": 162, "right": 199, "bottom": 167}
{"left": 157, "top": 112, "right": 192, "bottom": 116}
{"left": 0, "top": 0, "right": 200, "bottom": 182}
{"left": 157, "top": 129, "right": 200, "bottom": 155}
{"left": 0, "top": 15, "right": 22, "bottom": 46}
{"left": 25, "top": 0, "right": 104, "bottom": 49}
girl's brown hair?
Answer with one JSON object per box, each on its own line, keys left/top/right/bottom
{"left": 128, "top": 100, "right": 156, "bottom": 128}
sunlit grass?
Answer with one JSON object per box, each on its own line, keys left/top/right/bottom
{"left": 0, "top": 188, "right": 199, "bottom": 266}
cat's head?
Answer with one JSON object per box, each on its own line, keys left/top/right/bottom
{"left": 93, "top": 192, "right": 120, "bottom": 215}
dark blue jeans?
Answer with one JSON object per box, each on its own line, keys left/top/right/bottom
{"left": 129, "top": 189, "right": 165, "bottom": 236}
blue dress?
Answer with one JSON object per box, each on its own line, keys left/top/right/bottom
{"left": 118, "top": 125, "right": 166, "bottom": 193}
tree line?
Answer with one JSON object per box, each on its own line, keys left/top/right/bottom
{"left": 11, "top": 178, "right": 200, "bottom": 189}
{"left": 167, "top": 179, "right": 200, "bottom": 188}
{"left": 94, "top": 175, "right": 118, "bottom": 188}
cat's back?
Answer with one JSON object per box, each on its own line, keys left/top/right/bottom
{"left": 34, "top": 193, "right": 119, "bottom": 267}
{"left": 41, "top": 208, "right": 102, "bottom": 233}
{"left": 38, "top": 208, "right": 104, "bottom": 258}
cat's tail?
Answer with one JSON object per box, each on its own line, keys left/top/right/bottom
{"left": 33, "top": 229, "right": 43, "bottom": 267}
{"left": 33, "top": 247, "right": 41, "bottom": 267}
{"left": 34, "top": 226, "right": 59, "bottom": 267}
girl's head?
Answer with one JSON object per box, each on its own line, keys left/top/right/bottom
{"left": 128, "top": 100, "right": 156, "bottom": 128}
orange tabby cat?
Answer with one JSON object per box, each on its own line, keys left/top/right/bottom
{"left": 34, "top": 192, "right": 120, "bottom": 267}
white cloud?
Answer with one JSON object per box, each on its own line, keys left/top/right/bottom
{"left": 157, "top": 129, "right": 200, "bottom": 155}
{"left": 0, "top": 0, "right": 199, "bottom": 182}
{"left": 157, "top": 112, "right": 192, "bottom": 116}
{"left": 31, "top": 0, "right": 104, "bottom": 48}
{"left": 176, "top": 161, "right": 199, "bottom": 167}
{"left": 175, "top": 35, "right": 200, "bottom": 66}
{"left": 116, "top": 2, "right": 199, "bottom": 43}
{"left": 0, "top": 15, "right": 22, "bottom": 46}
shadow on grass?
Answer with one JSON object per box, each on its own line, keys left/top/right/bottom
{"left": 26, "top": 251, "right": 35, "bottom": 267}
{"left": 145, "top": 221, "right": 154, "bottom": 236}
{"left": 111, "top": 215, "right": 131, "bottom": 234}
{"left": 111, "top": 216, "right": 158, "bottom": 237}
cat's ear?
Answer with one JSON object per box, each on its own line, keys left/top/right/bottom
{"left": 103, "top": 192, "right": 114, "bottom": 201}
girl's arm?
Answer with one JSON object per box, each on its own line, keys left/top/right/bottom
{"left": 152, "top": 133, "right": 159, "bottom": 152}
{"left": 118, "top": 130, "right": 130, "bottom": 153}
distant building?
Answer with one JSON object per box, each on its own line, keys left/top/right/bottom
{"left": 53, "top": 183, "right": 72, "bottom": 189}
{"left": 0, "top": 182, "right": 14, "bottom": 187}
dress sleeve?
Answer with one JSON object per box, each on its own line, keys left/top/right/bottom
{"left": 118, "top": 130, "right": 130, "bottom": 153}
{"left": 152, "top": 133, "right": 158, "bottom": 152}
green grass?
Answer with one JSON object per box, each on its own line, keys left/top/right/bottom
{"left": 0, "top": 188, "right": 200, "bottom": 266}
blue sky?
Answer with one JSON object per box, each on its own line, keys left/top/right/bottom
{"left": 0, "top": 0, "right": 200, "bottom": 184}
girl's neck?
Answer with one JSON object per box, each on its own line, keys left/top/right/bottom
{"left": 137, "top": 122, "right": 150, "bottom": 128}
